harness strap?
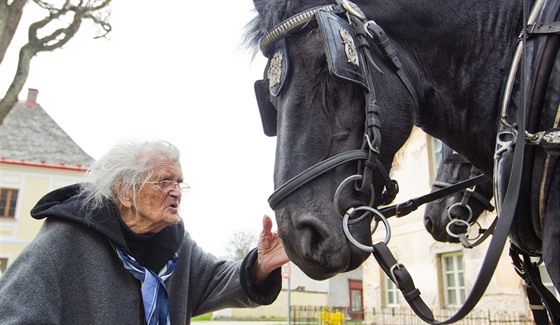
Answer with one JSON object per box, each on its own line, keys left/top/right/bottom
{"left": 268, "top": 150, "right": 368, "bottom": 209}
{"left": 509, "top": 246, "right": 560, "bottom": 324}
{"left": 463, "top": 217, "right": 497, "bottom": 249}
{"left": 432, "top": 180, "right": 495, "bottom": 211}
{"left": 372, "top": 242, "right": 435, "bottom": 322}
{"left": 528, "top": 127, "right": 560, "bottom": 155}
{"left": 362, "top": 18, "right": 419, "bottom": 108}
{"left": 527, "top": 21, "right": 560, "bottom": 35}
{"left": 379, "top": 174, "right": 488, "bottom": 218}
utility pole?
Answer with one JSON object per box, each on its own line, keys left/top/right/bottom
{"left": 282, "top": 263, "right": 291, "bottom": 325}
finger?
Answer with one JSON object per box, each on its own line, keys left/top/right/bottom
{"left": 262, "top": 214, "right": 273, "bottom": 234}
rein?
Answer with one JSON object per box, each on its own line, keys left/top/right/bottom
{"left": 380, "top": 172, "right": 495, "bottom": 249}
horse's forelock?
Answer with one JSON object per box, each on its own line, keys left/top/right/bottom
{"left": 243, "top": 0, "right": 290, "bottom": 54}
{"left": 243, "top": 0, "right": 334, "bottom": 55}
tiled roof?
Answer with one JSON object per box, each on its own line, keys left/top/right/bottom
{"left": 0, "top": 101, "right": 94, "bottom": 168}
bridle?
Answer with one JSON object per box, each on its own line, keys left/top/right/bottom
{"left": 258, "top": 0, "right": 417, "bottom": 215}
{"left": 431, "top": 154, "right": 495, "bottom": 248}
{"left": 256, "top": 0, "right": 489, "bottom": 248}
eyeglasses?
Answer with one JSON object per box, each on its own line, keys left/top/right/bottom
{"left": 145, "top": 180, "right": 190, "bottom": 192}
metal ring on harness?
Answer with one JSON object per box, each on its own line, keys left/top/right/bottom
{"left": 446, "top": 202, "right": 474, "bottom": 223}
{"left": 445, "top": 218, "right": 471, "bottom": 239}
{"left": 343, "top": 206, "right": 391, "bottom": 252}
{"left": 334, "top": 174, "right": 375, "bottom": 219}
{"left": 389, "top": 263, "right": 405, "bottom": 289}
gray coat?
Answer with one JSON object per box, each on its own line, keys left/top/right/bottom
{"left": 0, "top": 185, "right": 281, "bottom": 324}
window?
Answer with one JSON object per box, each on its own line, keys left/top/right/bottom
{"left": 539, "top": 264, "right": 560, "bottom": 300}
{"left": 385, "top": 275, "right": 400, "bottom": 307}
{"left": 0, "top": 188, "right": 19, "bottom": 219}
{"left": 441, "top": 252, "right": 466, "bottom": 307}
{"left": 0, "top": 258, "right": 7, "bottom": 274}
{"left": 428, "top": 137, "right": 444, "bottom": 181}
{"left": 348, "top": 279, "right": 364, "bottom": 320}
{"left": 350, "top": 289, "right": 362, "bottom": 311}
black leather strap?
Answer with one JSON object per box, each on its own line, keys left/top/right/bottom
{"left": 510, "top": 246, "right": 560, "bottom": 324}
{"left": 268, "top": 150, "right": 368, "bottom": 209}
{"left": 527, "top": 21, "right": 560, "bottom": 35}
{"left": 379, "top": 174, "right": 488, "bottom": 218}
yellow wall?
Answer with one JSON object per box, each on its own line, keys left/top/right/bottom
{"left": 0, "top": 163, "right": 86, "bottom": 269}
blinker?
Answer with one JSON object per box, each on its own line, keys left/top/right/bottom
{"left": 254, "top": 79, "right": 277, "bottom": 137}
{"left": 254, "top": 8, "right": 371, "bottom": 137}
{"left": 254, "top": 39, "right": 289, "bottom": 137}
{"left": 316, "top": 10, "right": 369, "bottom": 91}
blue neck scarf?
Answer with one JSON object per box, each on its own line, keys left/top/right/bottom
{"left": 116, "top": 247, "right": 179, "bottom": 325}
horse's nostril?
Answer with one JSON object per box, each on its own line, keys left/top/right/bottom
{"left": 424, "top": 217, "right": 434, "bottom": 232}
{"left": 298, "top": 222, "right": 331, "bottom": 257}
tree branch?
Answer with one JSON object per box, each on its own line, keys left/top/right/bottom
{"left": 0, "top": 0, "right": 112, "bottom": 125}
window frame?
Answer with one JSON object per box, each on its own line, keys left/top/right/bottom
{"left": 347, "top": 279, "right": 364, "bottom": 320}
{"left": 0, "top": 187, "right": 19, "bottom": 219}
{"left": 384, "top": 274, "right": 400, "bottom": 307}
{"left": 0, "top": 257, "right": 8, "bottom": 274}
{"left": 427, "top": 136, "right": 444, "bottom": 182}
{"left": 441, "top": 252, "right": 466, "bottom": 308}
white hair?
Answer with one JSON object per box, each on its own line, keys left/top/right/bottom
{"left": 80, "top": 139, "right": 181, "bottom": 212}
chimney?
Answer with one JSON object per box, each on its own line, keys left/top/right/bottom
{"left": 25, "top": 88, "right": 39, "bottom": 107}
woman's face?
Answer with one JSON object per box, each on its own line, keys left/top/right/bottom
{"left": 121, "top": 159, "right": 184, "bottom": 234}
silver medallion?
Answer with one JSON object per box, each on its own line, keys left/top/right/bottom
{"left": 268, "top": 51, "right": 283, "bottom": 89}
{"left": 340, "top": 28, "right": 359, "bottom": 66}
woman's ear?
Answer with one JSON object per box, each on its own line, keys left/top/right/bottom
{"left": 117, "top": 184, "right": 133, "bottom": 208}
{"left": 118, "top": 195, "right": 132, "bottom": 208}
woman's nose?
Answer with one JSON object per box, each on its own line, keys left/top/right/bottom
{"left": 170, "top": 186, "right": 182, "bottom": 197}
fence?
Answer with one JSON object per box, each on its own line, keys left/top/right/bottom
{"left": 289, "top": 306, "right": 534, "bottom": 325}
{"left": 290, "top": 306, "right": 350, "bottom": 325}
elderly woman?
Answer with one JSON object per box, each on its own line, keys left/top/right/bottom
{"left": 0, "top": 139, "right": 288, "bottom": 324}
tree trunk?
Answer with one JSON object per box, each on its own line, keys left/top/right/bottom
{"left": 0, "top": 43, "right": 34, "bottom": 124}
{"left": 0, "top": 0, "right": 28, "bottom": 65}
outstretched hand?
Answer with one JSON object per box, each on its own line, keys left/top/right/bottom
{"left": 253, "top": 214, "right": 289, "bottom": 285}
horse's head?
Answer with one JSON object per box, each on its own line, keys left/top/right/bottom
{"left": 248, "top": 0, "right": 415, "bottom": 279}
{"left": 423, "top": 152, "right": 494, "bottom": 243}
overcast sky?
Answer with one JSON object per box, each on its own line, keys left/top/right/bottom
{"left": 1, "top": 0, "right": 276, "bottom": 257}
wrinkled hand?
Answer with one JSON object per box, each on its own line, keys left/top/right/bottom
{"left": 253, "top": 214, "right": 289, "bottom": 285}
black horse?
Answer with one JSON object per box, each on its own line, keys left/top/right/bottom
{"left": 423, "top": 146, "right": 495, "bottom": 245}
{"left": 246, "top": 0, "right": 560, "bottom": 300}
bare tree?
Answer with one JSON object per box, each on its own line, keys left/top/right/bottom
{"left": 226, "top": 230, "right": 258, "bottom": 261}
{"left": 0, "top": 0, "right": 112, "bottom": 124}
